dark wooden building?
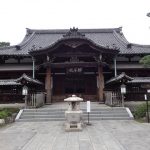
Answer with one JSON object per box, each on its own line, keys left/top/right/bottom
{"left": 0, "top": 27, "right": 150, "bottom": 104}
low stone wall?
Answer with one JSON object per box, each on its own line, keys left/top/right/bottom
{"left": 0, "top": 113, "right": 17, "bottom": 126}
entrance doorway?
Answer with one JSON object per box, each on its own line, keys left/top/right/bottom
{"left": 65, "top": 75, "right": 85, "bottom": 95}
{"left": 52, "top": 74, "right": 97, "bottom": 102}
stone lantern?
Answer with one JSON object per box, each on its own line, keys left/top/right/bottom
{"left": 64, "top": 95, "right": 83, "bottom": 131}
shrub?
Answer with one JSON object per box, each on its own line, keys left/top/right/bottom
{"left": 134, "top": 103, "right": 150, "bottom": 119}
{"left": 0, "top": 108, "right": 19, "bottom": 119}
{"left": 0, "top": 111, "right": 8, "bottom": 119}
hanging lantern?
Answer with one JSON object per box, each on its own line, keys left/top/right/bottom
{"left": 121, "top": 84, "right": 126, "bottom": 94}
{"left": 22, "top": 85, "right": 28, "bottom": 96}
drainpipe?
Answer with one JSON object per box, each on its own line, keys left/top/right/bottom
{"left": 32, "top": 57, "right": 35, "bottom": 79}
{"left": 114, "top": 57, "right": 117, "bottom": 77}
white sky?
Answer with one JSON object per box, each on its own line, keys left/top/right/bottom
{"left": 0, "top": 0, "right": 150, "bottom": 45}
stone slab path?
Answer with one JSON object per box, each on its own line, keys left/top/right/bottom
{"left": 0, "top": 120, "right": 150, "bottom": 150}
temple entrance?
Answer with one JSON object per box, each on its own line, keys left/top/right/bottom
{"left": 52, "top": 73, "right": 97, "bottom": 102}
{"left": 65, "top": 75, "right": 85, "bottom": 94}
{"left": 30, "top": 28, "right": 118, "bottom": 103}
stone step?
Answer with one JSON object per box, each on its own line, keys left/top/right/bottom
{"left": 17, "top": 107, "right": 133, "bottom": 122}
{"left": 83, "top": 117, "right": 133, "bottom": 120}
{"left": 22, "top": 111, "right": 127, "bottom": 115}
{"left": 18, "top": 116, "right": 132, "bottom": 122}
{"left": 24, "top": 107, "right": 125, "bottom": 112}
{"left": 22, "top": 112, "right": 129, "bottom": 116}
{"left": 18, "top": 118, "right": 65, "bottom": 122}
{"left": 20, "top": 113, "right": 129, "bottom": 119}
{"left": 23, "top": 109, "right": 127, "bottom": 113}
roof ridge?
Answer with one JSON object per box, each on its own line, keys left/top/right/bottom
{"left": 18, "top": 32, "right": 36, "bottom": 49}
{"left": 26, "top": 27, "right": 122, "bottom": 34}
{"left": 134, "top": 77, "right": 150, "bottom": 79}
{"left": 113, "top": 31, "right": 129, "bottom": 47}
{"left": 0, "top": 32, "right": 36, "bottom": 52}
{"left": 113, "top": 31, "right": 150, "bottom": 51}
{"left": 0, "top": 79, "right": 17, "bottom": 81}
{"left": 128, "top": 43, "right": 150, "bottom": 48}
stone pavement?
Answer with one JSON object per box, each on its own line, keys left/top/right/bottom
{"left": 0, "top": 120, "right": 150, "bottom": 150}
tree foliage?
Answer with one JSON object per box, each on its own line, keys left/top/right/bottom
{"left": 0, "top": 42, "right": 10, "bottom": 47}
{"left": 139, "top": 55, "right": 150, "bottom": 67}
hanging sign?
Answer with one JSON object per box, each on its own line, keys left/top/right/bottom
{"left": 67, "top": 67, "right": 83, "bottom": 74}
{"left": 87, "top": 101, "right": 91, "bottom": 112}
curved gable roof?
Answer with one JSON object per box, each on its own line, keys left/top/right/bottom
{"left": 0, "top": 27, "right": 150, "bottom": 56}
{"left": 29, "top": 28, "right": 119, "bottom": 55}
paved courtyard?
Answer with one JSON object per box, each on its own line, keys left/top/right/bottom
{"left": 0, "top": 120, "right": 150, "bottom": 150}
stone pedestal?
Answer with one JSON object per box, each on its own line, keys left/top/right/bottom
{"left": 64, "top": 95, "right": 83, "bottom": 131}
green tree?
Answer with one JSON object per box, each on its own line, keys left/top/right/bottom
{"left": 140, "top": 55, "right": 150, "bottom": 67}
{"left": 0, "top": 42, "right": 10, "bottom": 47}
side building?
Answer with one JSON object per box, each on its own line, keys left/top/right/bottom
{"left": 0, "top": 27, "right": 150, "bottom": 105}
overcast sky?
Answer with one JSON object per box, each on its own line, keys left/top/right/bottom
{"left": 0, "top": 0, "right": 150, "bottom": 45}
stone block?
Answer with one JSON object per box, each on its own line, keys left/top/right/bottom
{"left": 0, "top": 119, "right": 5, "bottom": 125}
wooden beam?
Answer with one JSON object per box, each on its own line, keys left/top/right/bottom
{"left": 42, "top": 62, "right": 98, "bottom": 68}
{"left": 52, "top": 52, "right": 97, "bottom": 57}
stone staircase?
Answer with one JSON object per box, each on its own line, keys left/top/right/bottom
{"left": 16, "top": 107, "right": 133, "bottom": 122}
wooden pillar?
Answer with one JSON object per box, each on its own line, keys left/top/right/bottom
{"left": 32, "top": 57, "right": 35, "bottom": 79}
{"left": 98, "top": 64, "right": 104, "bottom": 102}
{"left": 45, "top": 66, "right": 52, "bottom": 104}
{"left": 114, "top": 57, "right": 117, "bottom": 77}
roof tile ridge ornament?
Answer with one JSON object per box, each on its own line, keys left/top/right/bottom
{"left": 63, "top": 27, "right": 85, "bottom": 38}
{"left": 29, "top": 45, "right": 43, "bottom": 52}
{"left": 111, "top": 44, "right": 120, "bottom": 50}
{"left": 31, "top": 45, "right": 37, "bottom": 51}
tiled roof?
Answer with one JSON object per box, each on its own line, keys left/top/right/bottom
{"left": 0, "top": 27, "right": 150, "bottom": 56}
{"left": 0, "top": 79, "right": 21, "bottom": 86}
{"left": 106, "top": 72, "right": 134, "bottom": 84}
{"left": 0, "top": 74, "right": 43, "bottom": 86}
{"left": 16, "top": 73, "right": 43, "bottom": 85}
{"left": 128, "top": 77, "right": 150, "bottom": 83}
